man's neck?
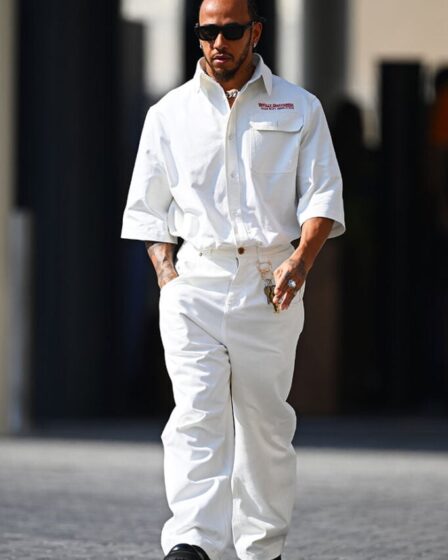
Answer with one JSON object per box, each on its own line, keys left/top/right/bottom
{"left": 202, "top": 57, "right": 257, "bottom": 95}
{"left": 220, "top": 62, "right": 256, "bottom": 93}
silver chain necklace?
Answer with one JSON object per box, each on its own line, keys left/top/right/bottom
{"left": 225, "top": 89, "right": 239, "bottom": 99}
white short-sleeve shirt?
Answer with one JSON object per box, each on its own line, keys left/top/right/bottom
{"left": 121, "top": 55, "right": 345, "bottom": 250}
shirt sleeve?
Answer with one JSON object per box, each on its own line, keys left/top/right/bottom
{"left": 296, "top": 96, "right": 345, "bottom": 238}
{"left": 120, "top": 108, "right": 177, "bottom": 243}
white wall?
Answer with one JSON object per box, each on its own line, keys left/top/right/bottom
{"left": 348, "top": 0, "right": 448, "bottom": 142}
{"left": 121, "top": 0, "right": 184, "bottom": 96}
{"left": 277, "top": 0, "right": 304, "bottom": 86}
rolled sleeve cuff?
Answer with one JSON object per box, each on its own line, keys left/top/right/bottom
{"left": 120, "top": 224, "right": 178, "bottom": 244}
{"left": 298, "top": 205, "right": 346, "bottom": 239}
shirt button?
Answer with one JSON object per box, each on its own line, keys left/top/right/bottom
{"left": 238, "top": 247, "right": 245, "bottom": 255}
{"left": 228, "top": 133, "right": 234, "bottom": 141}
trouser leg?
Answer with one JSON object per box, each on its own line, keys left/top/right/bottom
{"left": 158, "top": 245, "right": 305, "bottom": 560}
{"left": 159, "top": 268, "right": 235, "bottom": 560}
{"left": 226, "top": 250, "right": 305, "bottom": 560}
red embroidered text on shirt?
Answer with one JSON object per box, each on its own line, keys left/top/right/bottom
{"left": 258, "top": 102, "right": 295, "bottom": 110}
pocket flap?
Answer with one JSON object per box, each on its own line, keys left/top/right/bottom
{"left": 249, "top": 111, "right": 304, "bottom": 133}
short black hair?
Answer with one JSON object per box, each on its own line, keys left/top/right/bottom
{"left": 199, "top": 0, "right": 265, "bottom": 22}
{"left": 247, "top": 0, "right": 263, "bottom": 21}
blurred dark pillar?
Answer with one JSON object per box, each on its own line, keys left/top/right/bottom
{"left": 116, "top": 21, "right": 172, "bottom": 418}
{"left": 380, "top": 62, "right": 424, "bottom": 411}
{"left": 116, "top": 21, "right": 156, "bottom": 417}
{"left": 118, "top": 22, "right": 146, "bottom": 192}
{"left": 255, "top": 0, "right": 277, "bottom": 73}
{"left": 18, "top": 0, "right": 121, "bottom": 420}
{"left": 184, "top": 1, "right": 200, "bottom": 82}
{"left": 183, "top": 0, "right": 277, "bottom": 82}
{"left": 303, "top": 0, "right": 348, "bottom": 109}
{"left": 289, "top": 0, "right": 348, "bottom": 414}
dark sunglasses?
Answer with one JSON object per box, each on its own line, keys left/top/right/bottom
{"left": 194, "top": 21, "right": 253, "bottom": 41}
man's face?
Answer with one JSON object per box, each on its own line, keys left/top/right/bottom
{"left": 198, "top": 0, "right": 262, "bottom": 83}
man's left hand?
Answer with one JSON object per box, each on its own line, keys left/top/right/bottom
{"left": 272, "top": 217, "right": 335, "bottom": 311}
{"left": 272, "top": 256, "right": 307, "bottom": 311}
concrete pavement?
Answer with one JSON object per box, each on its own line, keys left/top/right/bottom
{"left": 1, "top": 418, "right": 447, "bottom": 560}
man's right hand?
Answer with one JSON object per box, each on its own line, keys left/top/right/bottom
{"left": 144, "top": 241, "right": 178, "bottom": 289}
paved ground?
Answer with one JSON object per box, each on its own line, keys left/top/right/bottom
{"left": 1, "top": 417, "right": 448, "bottom": 560}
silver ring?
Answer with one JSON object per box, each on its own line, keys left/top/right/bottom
{"left": 287, "top": 279, "right": 297, "bottom": 290}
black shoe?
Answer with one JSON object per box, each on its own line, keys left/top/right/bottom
{"left": 164, "top": 543, "right": 211, "bottom": 560}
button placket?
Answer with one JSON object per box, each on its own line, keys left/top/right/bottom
{"left": 225, "top": 110, "right": 245, "bottom": 246}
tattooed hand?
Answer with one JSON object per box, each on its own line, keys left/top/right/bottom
{"left": 272, "top": 256, "right": 308, "bottom": 311}
{"left": 272, "top": 217, "right": 335, "bottom": 311}
{"left": 144, "top": 241, "right": 178, "bottom": 289}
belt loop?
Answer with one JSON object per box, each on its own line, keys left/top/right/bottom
{"left": 256, "top": 244, "right": 269, "bottom": 266}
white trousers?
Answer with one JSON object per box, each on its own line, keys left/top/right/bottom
{"left": 159, "top": 242, "right": 305, "bottom": 560}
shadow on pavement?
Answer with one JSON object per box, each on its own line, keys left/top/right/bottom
{"left": 11, "top": 416, "right": 448, "bottom": 454}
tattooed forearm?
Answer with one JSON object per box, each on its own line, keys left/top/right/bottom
{"left": 144, "top": 241, "right": 178, "bottom": 288}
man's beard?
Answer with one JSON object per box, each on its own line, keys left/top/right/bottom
{"left": 205, "top": 35, "right": 252, "bottom": 83}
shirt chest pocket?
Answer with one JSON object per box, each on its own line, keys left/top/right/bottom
{"left": 249, "top": 111, "right": 303, "bottom": 174}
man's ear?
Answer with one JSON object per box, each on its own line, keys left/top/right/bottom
{"left": 252, "top": 22, "right": 263, "bottom": 49}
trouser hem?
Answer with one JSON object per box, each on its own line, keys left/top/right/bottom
{"left": 237, "top": 544, "right": 284, "bottom": 560}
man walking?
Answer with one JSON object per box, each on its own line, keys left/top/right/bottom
{"left": 121, "top": 1, "right": 345, "bottom": 559}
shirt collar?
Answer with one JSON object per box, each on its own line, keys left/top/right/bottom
{"left": 193, "top": 53, "right": 273, "bottom": 96}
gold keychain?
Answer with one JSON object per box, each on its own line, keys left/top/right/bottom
{"left": 257, "top": 260, "right": 280, "bottom": 313}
